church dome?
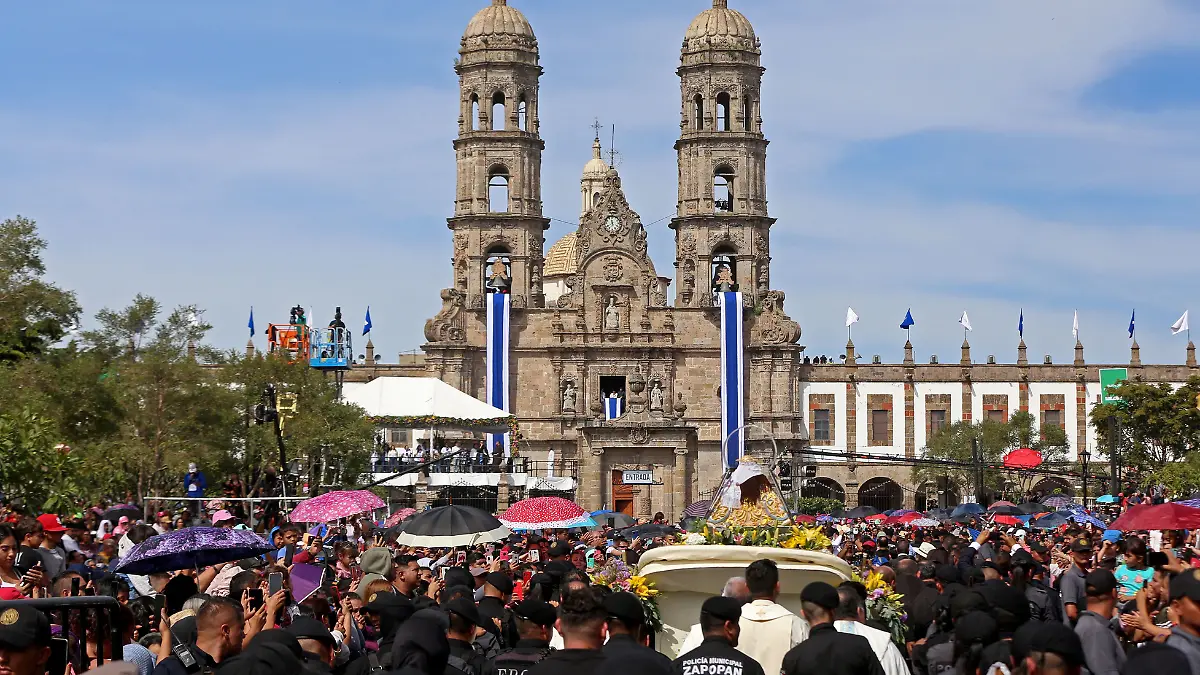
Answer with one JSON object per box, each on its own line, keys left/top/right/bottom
{"left": 683, "top": 0, "right": 758, "bottom": 54}
{"left": 543, "top": 232, "right": 578, "bottom": 277}
{"left": 582, "top": 137, "right": 608, "bottom": 179}
{"left": 463, "top": 0, "right": 536, "bottom": 42}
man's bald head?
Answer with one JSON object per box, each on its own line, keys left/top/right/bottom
{"left": 875, "top": 566, "right": 896, "bottom": 585}
{"left": 722, "top": 577, "right": 750, "bottom": 603}
{"left": 895, "top": 558, "right": 917, "bottom": 576}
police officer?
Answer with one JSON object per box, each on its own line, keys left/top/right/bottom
{"left": 485, "top": 600, "right": 556, "bottom": 675}
{"left": 0, "top": 605, "right": 51, "bottom": 675}
{"left": 780, "top": 582, "right": 885, "bottom": 675}
{"left": 445, "top": 596, "right": 487, "bottom": 675}
{"left": 601, "top": 591, "right": 671, "bottom": 674}
{"left": 287, "top": 616, "right": 338, "bottom": 675}
{"left": 670, "top": 596, "right": 763, "bottom": 675}
{"left": 1012, "top": 549, "right": 1062, "bottom": 623}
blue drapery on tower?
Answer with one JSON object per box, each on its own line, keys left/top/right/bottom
{"left": 720, "top": 291, "right": 745, "bottom": 469}
{"left": 604, "top": 395, "right": 624, "bottom": 420}
{"left": 486, "top": 293, "right": 510, "bottom": 457}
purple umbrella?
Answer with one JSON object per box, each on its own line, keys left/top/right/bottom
{"left": 683, "top": 500, "right": 712, "bottom": 518}
{"left": 112, "top": 527, "right": 273, "bottom": 575}
{"left": 1042, "top": 494, "right": 1074, "bottom": 509}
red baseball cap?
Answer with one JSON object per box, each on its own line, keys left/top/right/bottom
{"left": 37, "top": 514, "right": 66, "bottom": 533}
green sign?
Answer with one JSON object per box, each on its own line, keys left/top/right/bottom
{"left": 1099, "top": 368, "right": 1128, "bottom": 404}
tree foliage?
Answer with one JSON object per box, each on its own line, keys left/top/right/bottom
{"left": 1090, "top": 376, "right": 1200, "bottom": 492}
{"left": 791, "top": 497, "right": 844, "bottom": 515}
{"left": 0, "top": 216, "right": 80, "bottom": 361}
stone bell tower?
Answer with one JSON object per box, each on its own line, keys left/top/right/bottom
{"left": 670, "top": 0, "right": 774, "bottom": 308}
{"left": 450, "top": 0, "right": 549, "bottom": 310}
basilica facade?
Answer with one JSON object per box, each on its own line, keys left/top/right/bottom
{"left": 375, "top": 0, "right": 1200, "bottom": 519}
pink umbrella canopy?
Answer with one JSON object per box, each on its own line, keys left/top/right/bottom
{"left": 384, "top": 508, "right": 418, "bottom": 528}
{"left": 499, "top": 496, "right": 588, "bottom": 529}
{"left": 1003, "top": 448, "right": 1043, "bottom": 470}
{"left": 289, "top": 490, "right": 385, "bottom": 523}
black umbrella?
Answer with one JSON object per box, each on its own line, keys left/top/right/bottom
{"left": 620, "top": 523, "right": 677, "bottom": 540}
{"left": 395, "top": 505, "right": 509, "bottom": 547}
{"left": 987, "top": 504, "right": 1025, "bottom": 516}
{"left": 101, "top": 505, "right": 143, "bottom": 523}
{"left": 600, "top": 513, "right": 635, "bottom": 529}
{"left": 842, "top": 506, "right": 880, "bottom": 519}
{"left": 1018, "top": 502, "right": 1050, "bottom": 515}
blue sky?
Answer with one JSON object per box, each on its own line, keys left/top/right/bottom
{"left": 3, "top": 1, "right": 1200, "bottom": 367}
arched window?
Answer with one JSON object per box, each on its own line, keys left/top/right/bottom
{"left": 491, "top": 92, "right": 506, "bottom": 131}
{"left": 592, "top": 192, "right": 601, "bottom": 209}
{"left": 470, "top": 94, "right": 480, "bottom": 131}
{"left": 693, "top": 94, "right": 704, "bottom": 130}
{"left": 742, "top": 96, "right": 753, "bottom": 132}
{"left": 710, "top": 247, "right": 738, "bottom": 299}
{"left": 713, "top": 165, "right": 734, "bottom": 212}
{"left": 517, "top": 95, "right": 527, "bottom": 131}
{"left": 483, "top": 247, "right": 512, "bottom": 294}
{"left": 488, "top": 167, "right": 510, "bottom": 213}
{"left": 716, "top": 93, "right": 731, "bottom": 131}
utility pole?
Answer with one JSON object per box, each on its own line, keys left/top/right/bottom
{"left": 1108, "top": 416, "right": 1119, "bottom": 496}
{"left": 971, "top": 437, "right": 983, "bottom": 504}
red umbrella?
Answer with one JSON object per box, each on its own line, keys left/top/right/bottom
{"left": 993, "top": 515, "right": 1022, "bottom": 526}
{"left": 1109, "top": 503, "right": 1200, "bottom": 531}
{"left": 988, "top": 500, "right": 1018, "bottom": 509}
{"left": 884, "top": 512, "right": 923, "bottom": 525}
{"left": 499, "top": 496, "right": 588, "bottom": 529}
{"left": 384, "top": 508, "right": 417, "bottom": 528}
{"left": 865, "top": 513, "right": 887, "bottom": 522}
{"left": 1003, "top": 448, "right": 1043, "bottom": 469}
{"left": 792, "top": 514, "right": 816, "bottom": 524}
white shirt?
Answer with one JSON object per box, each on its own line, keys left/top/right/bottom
{"left": 834, "top": 620, "right": 908, "bottom": 675}
{"left": 737, "top": 599, "right": 809, "bottom": 675}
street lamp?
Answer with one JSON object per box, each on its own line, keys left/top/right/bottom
{"left": 1079, "top": 445, "right": 1091, "bottom": 508}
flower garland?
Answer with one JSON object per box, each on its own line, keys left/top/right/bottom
{"left": 589, "top": 558, "right": 662, "bottom": 633}
{"left": 689, "top": 524, "right": 832, "bottom": 551}
{"left": 368, "top": 414, "right": 522, "bottom": 453}
{"left": 855, "top": 572, "right": 907, "bottom": 645}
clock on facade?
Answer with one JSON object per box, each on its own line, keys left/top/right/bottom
{"left": 603, "top": 215, "right": 621, "bottom": 233}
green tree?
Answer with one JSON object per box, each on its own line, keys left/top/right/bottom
{"left": 0, "top": 407, "right": 84, "bottom": 513}
{"left": 0, "top": 216, "right": 80, "bottom": 361}
{"left": 913, "top": 419, "right": 1014, "bottom": 500}
{"left": 1090, "top": 376, "right": 1200, "bottom": 483}
{"left": 1006, "top": 410, "right": 1071, "bottom": 495}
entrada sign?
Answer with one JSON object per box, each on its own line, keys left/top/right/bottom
{"left": 621, "top": 470, "right": 655, "bottom": 485}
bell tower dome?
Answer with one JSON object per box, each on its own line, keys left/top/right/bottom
{"left": 451, "top": 0, "right": 549, "bottom": 309}
{"left": 671, "top": 0, "right": 773, "bottom": 308}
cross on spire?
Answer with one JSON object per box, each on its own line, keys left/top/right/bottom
{"left": 590, "top": 117, "right": 602, "bottom": 141}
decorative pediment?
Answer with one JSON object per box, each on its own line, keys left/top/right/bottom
{"left": 577, "top": 168, "right": 658, "bottom": 281}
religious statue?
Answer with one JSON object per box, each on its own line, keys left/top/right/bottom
{"left": 649, "top": 380, "right": 664, "bottom": 411}
{"left": 712, "top": 264, "right": 737, "bottom": 293}
{"left": 485, "top": 259, "right": 511, "bottom": 294}
{"left": 561, "top": 381, "right": 577, "bottom": 413}
{"left": 603, "top": 295, "right": 620, "bottom": 330}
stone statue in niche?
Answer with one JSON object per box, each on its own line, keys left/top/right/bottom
{"left": 649, "top": 380, "right": 664, "bottom": 411}
{"left": 713, "top": 264, "right": 737, "bottom": 293}
{"left": 604, "top": 295, "right": 620, "bottom": 330}
{"left": 561, "top": 380, "right": 577, "bottom": 413}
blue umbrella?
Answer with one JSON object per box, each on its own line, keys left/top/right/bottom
{"left": 113, "top": 527, "right": 273, "bottom": 575}
{"left": 1096, "top": 495, "right": 1117, "bottom": 504}
{"left": 1030, "top": 512, "right": 1070, "bottom": 530}
{"left": 951, "top": 503, "right": 984, "bottom": 517}
{"left": 1065, "top": 511, "right": 1107, "bottom": 529}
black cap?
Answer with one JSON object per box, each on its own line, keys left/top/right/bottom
{"left": 955, "top": 611, "right": 998, "bottom": 645}
{"left": 485, "top": 572, "right": 513, "bottom": 595}
{"left": 548, "top": 542, "right": 570, "bottom": 558}
{"left": 1085, "top": 569, "right": 1117, "bottom": 597}
{"left": 800, "top": 581, "right": 839, "bottom": 610}
{"left": 603, "top": 591, "right": 647, "bottom": 627}
{"left": 700, "top": 596, "right": 743, "bottom": 624}
{"left": 935, "top": 564, "right": 960, "bottom": 585}
{"left": 0, "top": 605, "right": 51, "bottom": 650}
{"left": 443, "top": 596, "right": 482, "bottom": 627}
{"left": 364, "top": 591, "right": 411, "bottom": 614}
{"left": 1027, "top": 541, "right": 1049, "bottom": 554}
{"left": 286, "top": 616, "right": 336, "bottom": 648}
{"left": 1010, "top": 549, "right": 1036, "bottom": 567}
{"left": 1122, "top": 642, "right": 1192, "bottom": 675}
{"left": 949, "top": 590, "right": 988, "bottom": 620}
{"left": 442, "top": 567, "right": 474, "bottom": 591}
{"left": 1170, "top": 567, "right": 1200, "bottom": 602}
{"left": 1070, "top": 536, "right": 1093, "bottom": 553}
{"left": 1013, "top": 621, "right": 1085, "bottom": 666}
{"left": 512, "top": 600, "right": 557, "bottom": 628}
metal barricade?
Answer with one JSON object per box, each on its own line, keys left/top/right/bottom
{"left": 0, "top": 596, "right": 123, "bottom": 672}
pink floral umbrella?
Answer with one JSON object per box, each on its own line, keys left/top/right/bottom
{"left": 499, "top": 496, "right": 588, "bottom": 529}
{"left": 384, "top": 508, "right": 418, "bottom": 528}
{"left": 289, "top": 490, "right": 385, "bottom": 523}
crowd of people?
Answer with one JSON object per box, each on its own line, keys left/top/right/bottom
{"left": 2, "top": 494, "right": 1200, "bottom": 675}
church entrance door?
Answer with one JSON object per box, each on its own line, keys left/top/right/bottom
{"left": 612, "top": 470, "right": 636, "bottom": 516}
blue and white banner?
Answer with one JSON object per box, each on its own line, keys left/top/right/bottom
{"left": 604, "top": 395, "right": 624, "bottom": 420}
{"left": 486, "top": 293, "right": 511, "bottom": 457}
{"left": 720, "top": 291, "right": 745, "bottom": 469}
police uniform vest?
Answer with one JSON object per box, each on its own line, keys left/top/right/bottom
{"left": 671, "top": 636, "right": 764, "bottom": 675}
{"left": 491, "top": 643, "right": 553, "bottom": 675}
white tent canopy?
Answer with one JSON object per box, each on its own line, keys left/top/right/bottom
{"left": 342, "top": 377, "right": 511, "bottom": 431}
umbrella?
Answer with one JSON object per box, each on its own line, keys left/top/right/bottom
{"left": 988, "top": 501, "right": 1018, "bottom": 509}
{"left": 1109, "top": 503, "right": 1200, "bottom": 531}
{"left": 1003, "top": 448, "right": 1043, "bottom": 469}
{"left": 599, "top": 513, "right": 636, "bottom": 529}
{"left": 1030, "top": 512, "right": 1070, "bottom": 530}
{"left": 289, "top": 490, "right": 385, "bottom": 523}
{"left": 953, "top": 514, "right": 981, "bottom": 525}
{"left": 865, "top": 513, "right": 888, "bottom": 522}
{"left": 951, "top": 503, "right": 984, "bottom": 517}
{"left": 908, "top": 518, "right": 941, "bottom": 527}
{"left": 1095, "top": 495, "right": 1117, "bottom": 504}
{"left": 683, "top": 500, "right": 712, "bottom": 518}
{"left": 384, "top": 508, "right": 418, "bottom": 528}
{"left": 792, "top": 514, "right": 816, "bottom": 524}
{"left": 816, "top": 515, "right": 836, "bottom": 523}
{"left": 842, "top": 506, "right": 880, "bottom": 519}
{"left": 1042, "top": 495, "right": 1074, "bottom": 509}
{"left": 112, "top": 527, "right": 273, "bottom": 575}
{"left": 394, "top": 505, "right": 509, "bottom": 547}
{"left": 1064, "top": 511, "right": 1107, "bottom": 529}
{"left": 993, "top": 515, "right": 1023, "bottom": 526}
{"left": 885, "top": 512, "right": 923, "bottom": 525}
{"left": 499, "top": 496, "right": 588, "bottom": 530}
{"left": 679, "top": 516, "right": 707, "bottom": 532}
{"left": 1017, "top": 502, "right": 1049, "bottom": 515}
{"left": 1176, "top": 499, "right": 1200, "bottom": 509}
{"left": 101, "top": 505, "right": 143, "bottom": 523}
{"left": 620, "top": 523, "right": 678, "bottom": 540}
{"left": 988, "top": 504, "right": 1025, "bottom": 516}
{"left": 927, "top": 508, "right": 953, "bottom": 521}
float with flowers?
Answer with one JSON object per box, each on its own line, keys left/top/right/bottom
{"left": 636, "top": 459, "right": 854, "bottom": 657}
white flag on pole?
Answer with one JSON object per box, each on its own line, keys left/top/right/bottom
{"left": 958, "top": 311, "right": 972, "bottom": 332}
{"left": 1172, "top": 310, "right": 1190, "bottom": 335}
{"left": 1072, "top": 310, "right": 1079, "bottom": 342}
{"left": 845, "top": 307, "right": 859, "bottom": 328}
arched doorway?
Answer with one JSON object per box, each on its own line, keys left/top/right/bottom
{"left": 802, "top": 477, "right": 845, "bottom": 503}
{"left": 1032, "top": 477, "right": 1073, "bottom": 501}
{"left": 858, "top": 477, "right": 903, "bottom": 512}
{"left": 915, "top": 481, "right": 960, "bottom": 511}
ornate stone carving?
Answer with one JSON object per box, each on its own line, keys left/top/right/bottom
{"left": 470, "top": 293, "right": 485, "bottom": 309}
{"left": 649, "top": 379, "right": 664, "bottom": 411}
{"left": 673, "top": 392, "right": 688, "bottom": 419}
{"left": 629, "top": 425, "right": 650, "bottom": 445}
{"left": 603, "top": 295, "right": 620, "bottom": 330}
{"left": 750, "top": 291, "right": 801, "bottom": 345}
{"left": 708, "top": 228, "right": 745, "bottom": 252}
{"left": 424, "top": 288, "right": 467, "bottom": 343}
{"left": 603, "top": 256, "right": 623, "bottom": 282}
{"left": 754, "top": 232, "right": 768, "bottom": 256}
{"left": 679, "top": 232, "right": 697, "bottom": 257}
{"left": 663, "top": 310, "right": 675, "bottom": 332}
{"left": 649, "top": 279, "right": 667, "bottom": 308}
{"left": 511, "top": 294, "right": 528, "bottom": 309}
{"left": 561, "top": 379, "right": 577, "bottom": 413}
{"left": 756, "top": 257, "right": 769, "bottom": 292}
{"left": 453, "top": 232, "right": 468, "bottom": 254}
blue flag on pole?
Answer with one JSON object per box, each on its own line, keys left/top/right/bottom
{"left": 248, "top": 307, "right": 255, "bottom": 337}
{"left": 363, "top": 307, "right": 373, "bottom": 336}
{"left": 1128, "top": 309, "right": 1135, "bottom": 338}
{"left": 900, "top": 309, "right": 915, "bottom": 330}
{"left": 1018, "top": 310, "right": 1023, "bottom": 338}
{"left": 604, "top": 393, "right": 624, "bottom": 420}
